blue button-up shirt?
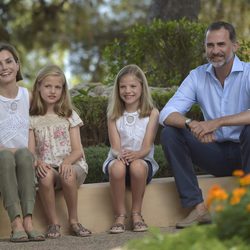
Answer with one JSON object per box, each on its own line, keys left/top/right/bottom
{"left": 159, "top": 56, "right": 250, "bottom": 142}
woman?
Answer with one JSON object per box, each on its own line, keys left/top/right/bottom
{"left": 0, "top": 42, "right": 44, "bottom": 242}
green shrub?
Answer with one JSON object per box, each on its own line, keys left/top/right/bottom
{"left": 151, "top": 87, "right": 177, "bottom": 110}
{"left": 72, "top": 94, "right": 108, "bottom": 147}
{"left": 125, "top": 226, "right": 249, "bottom": 250}
{"left": 237, "top": 40, "right": 250, "bottom": 62}
{"left": 103, "top": 19, "right": 206, "bottom": 87}
{"left": 208, "top": 172, "right": 250, "bottom": 243}
{"left": 84, "top": 145, "right": 109, "bottom": 183}
{"left": 103, "top": 18, "right": 250, "bottom": 88}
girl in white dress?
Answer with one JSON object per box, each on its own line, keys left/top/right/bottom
{"left": 29, "top": 65, "right": 91, "bottom": 238}
{"left": 103, "top": 64, "right": 159, "bottom": 233}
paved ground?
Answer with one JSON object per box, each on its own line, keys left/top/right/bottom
{"left": 0, "top": 227, "right": 177, "bottom": 250}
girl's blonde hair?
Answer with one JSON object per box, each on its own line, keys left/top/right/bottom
{"left": 107, "top": 64, "right": 154, "bottom": 120}
{"left": 30, "top": 65, "right": 73, "bottom": 117}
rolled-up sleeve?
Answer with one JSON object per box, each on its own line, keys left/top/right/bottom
{"left": 159, "top": 70, "right": 198, "bottom": 126}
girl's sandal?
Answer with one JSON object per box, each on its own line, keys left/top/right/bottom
{"left": 45, "top": 224, "right": 61, "bottom": 239}
{"left": 109, "top": 214, "right": 127, "bottom": 234}
{"left": 132, "top": 212, "right": 148, "bottom": 232}
{"left": 71, "top": 223, "right": 92, "bottom": 237}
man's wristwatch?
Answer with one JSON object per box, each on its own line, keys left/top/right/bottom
{"left": 185, "top": 118, "right": 192, "bottom": 131}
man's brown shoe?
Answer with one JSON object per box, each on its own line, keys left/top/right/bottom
{"left": 176, "top": 209, "right": 212, "bottom": 229}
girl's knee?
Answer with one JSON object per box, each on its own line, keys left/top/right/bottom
{"left": 60, "top": 172, "right": 77, "bottom": 187}
{"left": 38, "top": 170, "right": 55, "bottom": 187}
{"left": 109, "top": 163, "right": 126, "bottom": 180}
{"left": 130, "top": 160, "right": 147, "bottom": 178}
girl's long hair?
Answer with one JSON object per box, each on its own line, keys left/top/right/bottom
{"left": 30, "top": 65, "right": 73, "bottom": 117}
{"left": 107, "top": 64, "right": 154, "bottom": 120}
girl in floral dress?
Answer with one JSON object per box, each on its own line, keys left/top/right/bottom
{"left": 28, "top": 65, "right": 91, "bottom": 238}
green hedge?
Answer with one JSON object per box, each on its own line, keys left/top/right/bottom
{"left": 103, "top": 18, "right": 250, "bottom": 88}
{"left": 84, "top": 144, "right": 205, "bottom": 183}
{"left": 72, "top": 95, "right": 109, "bottom": 147}
{"left": 103, "top": 19, "right": 206, "bottom": 87}
{"left": 84, "top": 144, "right": 109, "bottom": 183}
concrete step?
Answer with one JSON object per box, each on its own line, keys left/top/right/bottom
{"left": 0, "top": 176, "right": 236, "bottom": 237}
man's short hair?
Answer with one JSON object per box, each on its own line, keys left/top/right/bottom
{"left": 206, "top": 21, "right": 237, "bottom": 43}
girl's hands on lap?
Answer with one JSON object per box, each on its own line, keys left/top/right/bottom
{"left": 121, "top": 150, "right": 139, "bottom": 164}
{"left": 59, "top": 163, "right": 73, "bottom": 180}
{"left": 116, "top": 152, "right": 128, "bottom": 166}
{"left": 36, "top": 160, "right": 51, "bottom": 178}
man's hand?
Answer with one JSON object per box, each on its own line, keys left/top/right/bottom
{"left": 189, "top": 120, "right": 219, "bottom": 143}
{"left": 199, "top": 133, "right": 216, "bottom": 143}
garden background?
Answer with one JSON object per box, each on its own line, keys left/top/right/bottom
{"left": 1, "top": 0, "right": 249, "bottom": 183}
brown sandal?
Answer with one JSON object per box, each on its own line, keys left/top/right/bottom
{"left": 132, "top": 212, "right": 148, "bottom": 232}
{"left": 71, "top": 223, "right": 92, "bottom": 237}
{"left": 45, "top": 224, "right": 61, "bottom": 239}
{"left": 109, "top": 214, "right": 127, "bottom": 234}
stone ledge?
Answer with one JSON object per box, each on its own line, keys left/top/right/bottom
{"left": 0, "top": 176, "right": 236, "bottom": 237}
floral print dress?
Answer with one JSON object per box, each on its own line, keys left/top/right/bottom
{"left": 30, "top": 110, "right": 87, "bottom": 174}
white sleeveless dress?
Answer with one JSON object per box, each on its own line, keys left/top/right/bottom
{"left": 103, "top": 110, "right": 159, "bottom": 176}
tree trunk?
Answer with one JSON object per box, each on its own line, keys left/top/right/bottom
{"left": 148, "top": 0, "right": 201, "bottom": 21}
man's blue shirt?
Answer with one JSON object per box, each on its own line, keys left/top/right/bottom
{"left": 159, "top": 56, "right": 250, "bottom": 142}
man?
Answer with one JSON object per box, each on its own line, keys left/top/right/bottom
{"left": 159, "top": 21, "right": 250, "bottom": 228}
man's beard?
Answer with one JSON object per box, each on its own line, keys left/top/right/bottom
{"left": 207, "top": 52, "right": 234, "bottom": 68}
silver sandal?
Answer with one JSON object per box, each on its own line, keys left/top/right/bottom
{"left": 132, "top": 212, "right": 148, "bottom": 232}
{"left": 109, "top": 214, "right": 127, "bottom": 234}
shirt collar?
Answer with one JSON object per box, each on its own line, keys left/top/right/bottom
{"left": 206, "top": 55, "right": 243, "bottom": 76}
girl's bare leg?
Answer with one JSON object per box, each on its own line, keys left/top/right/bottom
{"left": 109, "top": 160, "right": 127, "bottom": 225}
{"left": 60, "top": 171, "right": 78, "bottom": 224}
{"left": 38, "top": 169, "right": 59, "bottom": 237}
{"left": 130, "top": 160, "right": 148, "bottom": 225}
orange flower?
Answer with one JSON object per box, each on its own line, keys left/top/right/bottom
{"left": 230, "top": 196, "right": 241, "bottom": 205}
{"left": 239, "top": 174, "right": 250, "bottom": 186}
{"left": 215, "top": 204, "right": 224, "bottom": 212}
{"left": 230, "top": 187, "right": 247, "bottom": 205}
{"left": 232, "top": 169, "right": 245, "bottom": 177}
{"left": 246, "top": 204, "right": 250, "bottom": 212}
{"left": 233, "top": 187, "right": 247, "bottom": 196}
{"left": 206, "top": 185, "right": 228, "bottom": 208}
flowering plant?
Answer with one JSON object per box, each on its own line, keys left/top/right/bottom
{"left": 207, "top": 170, "right": 250, "bottom": 242}
{"left": 124, "top": 171, "right": 250, "bottom": 250}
